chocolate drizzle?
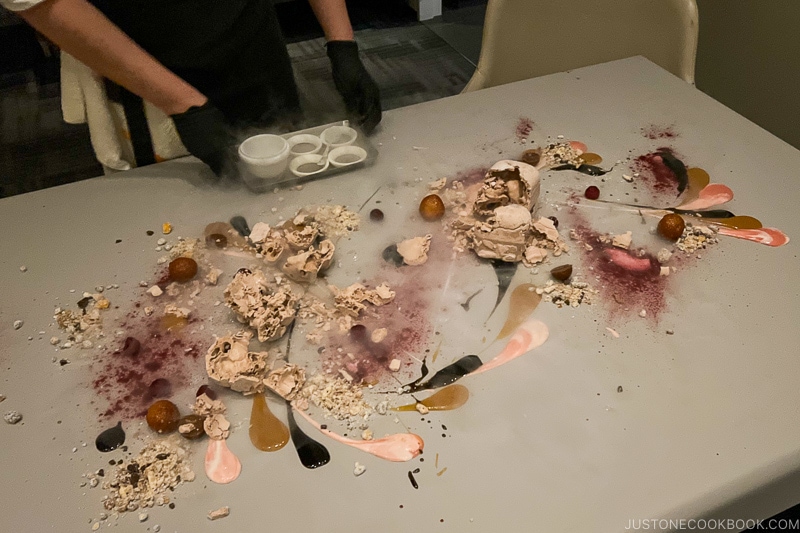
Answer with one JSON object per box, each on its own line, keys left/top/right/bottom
{"left": 284, "top": 320, "right": 330, "bottom": 469}
{"left": 382, "top": 244, "right": 405, "bottom": 267}
{"left": 286, "top": 408, "right": 330, "bottom": 469}
{"left": 552, "top": 164, "right": 610, "bottom": 176}
{"left": 95, "top": 421, "right": 125, "bottom": 452}
{"left": 655, "top": 151, "right": 688, "bottom": 195}
{"left": 229, "top": 216, "right": 250, "bottom": 237}
{"left": 403, "top": 355, "right": 482, "bottom": 393}
{"left": 490, "top": 259, "right": 518, "bottom": 313}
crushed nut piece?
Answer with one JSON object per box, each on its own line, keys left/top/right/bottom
{"left": 298, "top": 373, "right": 373, "bottom": 421}
{"left": 208, "top": 507, "right": 230, "bottom": 521}
{"left": 100, "top": 440, "right": 193, "bottom": 513}
{"left": 397, "top": 235, "right": 431, "bottom": 266}
{"left": 371, "top": 328, "right": 388, "bottom": 343}
{"left": 353, "top": 462, "right": 366, "bottom": 476}
{"left": 4, "top": 411, "right": 22, "bottom": 424}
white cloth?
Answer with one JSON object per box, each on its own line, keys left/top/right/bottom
{"left": 0, "top": 0, "right": 47, "bottom": 11}
{"left": 60, "top": 52, "right": 189, "bottom": 171}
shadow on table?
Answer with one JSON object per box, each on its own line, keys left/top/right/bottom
{"left": 692, "top": 465, "right": 800, "bottom": 532}
{"left": 103, "top": 158, "right": 280, "bottom": 196}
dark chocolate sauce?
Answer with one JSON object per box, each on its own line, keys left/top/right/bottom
{"left": 370, "top": 209, "right": 384, "bottom": 221}
{"left": 286, "top": 407, "right": 330, "bottom": 469}
{"left": 490, "top": 259, "right": 518, "bottom": 311}
{"left": 195, "top": 384, "right": 217, "bottom": 400}
{"left": 349, "top": 324, "right": 368, "bottom": 340}
{"left": 655, "top": 151, "right": 688, "bottom": 195}
{"left": 145, "top": 378, "right": 172, "bottom": 400}
{"left": 382, "top": 244, "right": 405, "bottom": 267}
{"left": 229, "top": 216, "right": 251, "bottom": 237}
{"left": 673, "top": 208, "right": 736, "bottom": 218}
{"left": 119, "top": 337, "right": 141, "bottom": 358}
{"left": 460, "top": 288, "right": 483, "bottom": 311}
{"left": 404, "top": 355, "right": 482, "bottom": 393}
{"left": 552, "top": 164, "right": 610, "bottom": 176}
{"left": 77, "top": 297, "right": 92, "bottom": 311}
{"left": 284, "top": 320, "right": 329, "bottom": 469}
{"left": 95, "top": 421, "right": 125, "bottom": 452}
{"left": 408, "top": 470, "right": 419, "bottom": 489}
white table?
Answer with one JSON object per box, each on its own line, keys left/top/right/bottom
{"left": 2, "top": 57, "right": 799, "bottom": 532}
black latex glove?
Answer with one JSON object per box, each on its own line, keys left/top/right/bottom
{"left": 326, "top": 40, "right": 382, "bottom": 134}
{"left": 171, "top": 102, "right": 237, "bottom": 177}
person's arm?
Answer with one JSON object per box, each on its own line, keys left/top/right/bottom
{"left": 17, "top": 0, "right": 236, "bottom": 176}
{"left": 306, "top": 0, "right": 382, "bottom": 133}
{"left": 306, "top": 0, "right": 354, "bottom": 41}
{"left": 18, "top": 0, "right": 206, "bottom": 115}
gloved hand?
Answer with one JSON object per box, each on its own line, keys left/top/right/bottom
{"left": 326, "top": 40, "right": 382, "bottom": 134}
{"left": 171, "top": 102, "right": 237, "bottom": 177}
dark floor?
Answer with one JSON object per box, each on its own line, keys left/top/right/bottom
{"left": 0, "top": 0, "right": 478, "bottom": 198}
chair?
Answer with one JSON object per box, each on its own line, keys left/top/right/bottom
{"left": 463, "top": 0, "right": 699, "bottom": 92}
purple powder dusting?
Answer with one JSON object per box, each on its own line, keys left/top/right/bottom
{"left": 630, "top": 148, "right": 687, "bottom": 202}
{"left": 516, "top": 117, "right": 534, "bottom": 141}
{"left": 571, "top": 220, "right": 669, "bottom": 321}
{"left": 641, "top": 124, "right": 678, "bottom": 140}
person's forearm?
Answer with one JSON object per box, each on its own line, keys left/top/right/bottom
{"left": 19, "top": 0, "right": 206, "bottom": 115}
{"left": 306, "top": 0, "right": 354, "bottom": 41}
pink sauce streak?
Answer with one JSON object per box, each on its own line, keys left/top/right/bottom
{"left": 717, "top": 227, "right": 790, "bottom": 247}
{"left": 294, "top": 409, "right": 424, "bottom": 462}
{"left": 604, "top": 248, "right": 654, "bottom": 272}
{"left": 205, "top": 439, "right": 242, "bottom": 484}
{"left": 569, "top": 141, "right": 588, "bottom": 154}
{"left": 677, "top": 183, "right": 734, "bottom": 210}
{"left": 470, "top": 319, "right": 549, "bottom": 376}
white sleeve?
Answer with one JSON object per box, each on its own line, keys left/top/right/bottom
{"left": 1, "top": 0, "right": 49, "bottom": 11}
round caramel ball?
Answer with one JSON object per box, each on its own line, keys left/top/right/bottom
{"left": 146, "top": 400, "right": 181, "bottom": 434}
{"left": 419, "top": 194, "right": 445, "bottom": 221}
{"left": 520, "top": 149, "right": 541, "bottom": 166}
{"left": 657, "top": 214, "right": 686, "bottom": 241}
{"left": 168, "top": 257, "right": 198, "bottom": 282}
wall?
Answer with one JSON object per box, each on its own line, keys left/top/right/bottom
{"left": 695, "top": 0, "right": 800, "bottom": 149}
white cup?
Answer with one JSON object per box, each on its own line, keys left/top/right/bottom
{"left": 320, "top": 125, "right": 358, "bottom": 148}
{"left": 238, "top": 134, "right": 290, "bottom": 179}
{"left": 329, "top": 145, "right": 367, "bottom": 168}
{"left": 289, "top": 153, "right": 329, "bottom": 177}
{"left": 287, "top": 134, "right": 323, "bottom": 157}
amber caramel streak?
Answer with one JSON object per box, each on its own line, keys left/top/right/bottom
{"left": 496, "top": 283, "right": 541, "bottom": 339}
{"left": 249, "top": 394, "right": 290, "bottom": 452}
{"left": 578, "top": 153, "right": 602, "bottom": 166}
{"left": 394, "top": 385, "right": 470, "bottom": 411}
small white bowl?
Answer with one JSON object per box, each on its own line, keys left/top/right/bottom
{"left": 328, "top": 145, "right": 367, "bottom": 168}
{"left": 239, "top": 134, "right": 290, "bottom": 179}
{"left": 320, "top": 125, "right": 358, "bottom": 148}
{"left": 287, "top": 134, "right": 323, "bottom": 156}
{"left": 289, "top": 153, "right": 329, "bottom": 177}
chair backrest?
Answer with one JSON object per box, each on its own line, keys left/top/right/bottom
{"left": 463, "top": 0, "right": 699, "bottom": 92}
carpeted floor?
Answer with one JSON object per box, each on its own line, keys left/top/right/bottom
{"left": 0, "top": 0, "right": 477, "bottom": 198}
{"left": 291, "top": 24, "right": 476, "bottom": 126}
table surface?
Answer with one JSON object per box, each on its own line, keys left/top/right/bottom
{"left": 2, "top": 57, "right": 799, "bottom": 532}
